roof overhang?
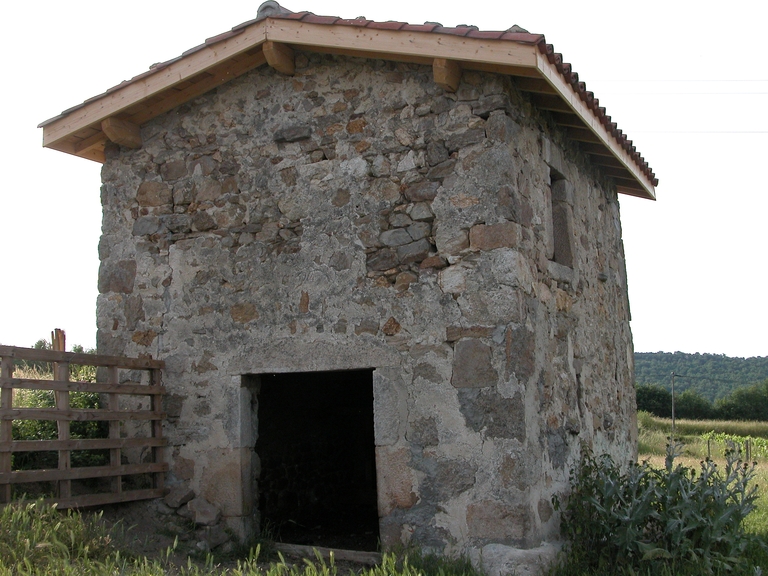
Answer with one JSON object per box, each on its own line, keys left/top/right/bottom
{"left": 39, "top": 16, "right": 656, "bottom": 199}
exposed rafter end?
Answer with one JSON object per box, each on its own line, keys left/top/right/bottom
{"left": 264, "top": 41, "right": 295, "bottom": 75}
{"left": 433, "top": 58, "right": 461, "bottom": 93}
{"left": 101, "top": 118, "right": 142, "bottom": 149}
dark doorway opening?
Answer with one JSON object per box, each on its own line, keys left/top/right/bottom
{"left": 256, "top": 369, "right": 379, "bottom": 551}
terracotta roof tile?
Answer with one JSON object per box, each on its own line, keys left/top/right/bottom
{"left": 466, "top": 30, "right": 507, "bottom": 40}
{"left": 204, "top": 29, "right": 244, "bottom": 45}
{"left": 300, "top": 14, "right": 342, "bottom": 25}
{"left": 38, "top": 4, "right": 657, "bottom": 188}
{"left": 500, "top": 32, "right": 544, "bottom": 43}
{"left": 401, "top": 23, "right": 441, "bottom": 33}
{"left": 282, "top": 11, "right": 311, "bottom": 20}
{"left": 366, "top": 21, "right": 408, "bottom": 30}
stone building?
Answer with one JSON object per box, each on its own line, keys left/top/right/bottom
{"left": 39, "top": 2, "right": 656, "bottom": 571}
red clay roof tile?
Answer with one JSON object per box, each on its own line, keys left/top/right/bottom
{"left": 38, "top": 3, "right": 656, "bottom": 189}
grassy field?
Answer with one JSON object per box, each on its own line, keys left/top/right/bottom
{"left": 638, "top": 411, "right": 768, "bottom": 538}
{"left": 5, "top": 396, "right": 768, "bottom": 574}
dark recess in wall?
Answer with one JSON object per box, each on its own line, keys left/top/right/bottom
{"left": 256, "top": 369, "right": 379, "bottom": 551}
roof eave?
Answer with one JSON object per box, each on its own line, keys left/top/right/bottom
{"left": 38, "top": 17, "right": 656, "bottom": 199}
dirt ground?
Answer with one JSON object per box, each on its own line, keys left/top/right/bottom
{"left": 95, "top": 499, "right": 379, "bottom": 573}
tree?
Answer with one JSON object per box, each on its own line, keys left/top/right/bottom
{"left": 636, "top": 384, "right": 672, "bottom": 418}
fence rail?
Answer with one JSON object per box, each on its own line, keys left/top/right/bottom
{"left": 0, "top": 344, "right": 167, "bottom": 508}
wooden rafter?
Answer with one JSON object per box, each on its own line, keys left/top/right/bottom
{"left": 38, "top": 16, "right": 655, "bottom": 199}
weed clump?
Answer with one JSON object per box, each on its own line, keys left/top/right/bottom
{"left": 553, "top": 442, "right": 764, "bottom": 574}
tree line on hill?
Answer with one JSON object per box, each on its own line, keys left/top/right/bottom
{"left": 635, "top": 351, "right": 768, "bottom": 402}
{"left": 637, "top": 380, "right": 768, "bottom": 421}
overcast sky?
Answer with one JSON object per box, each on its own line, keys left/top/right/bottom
{"left": 1, "top": 1, "right": 766, "bottom": 358}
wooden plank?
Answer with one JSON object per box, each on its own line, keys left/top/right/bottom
{"left": 529, "top": 93, "right": 573, "bottom": 113}
{"left": 41, "top": 487, "right": 168, "bottom": 510}
{"left": 535, "top": 50, "right": 655, "bottom": 199}
{"left": 514, "top": 76, "right": 558, "bottom": 94}
{"left": 108, "top": 366, "right": 121, "bottom": 495}
{"left": 0, "top": 346, "right": 164, "bottom": 370}
{"left": 150, "top": 368, "right": 165, "bottom": 492}
{"left": 265, "top": 20, "right": 539, "bottom": 69}
{"left": 1, "top": 378, "right": 164, "bottom": 396}
{"left": 263, "top": 41, "right": 295, "bottom": 75}
{"left": 73, "top": 132, "right": 108, "bottom": 155}
{"left": 578, "top": 142, "right": 614, "bottom": 157}
{"left": 0, "top": 462, "right": 168, "bottom": 484}
{"left": 41, "top": 21, "right": 271, "bottom": 149}
{"left": 126, "top": 51, "right": 267, "bottom": 126}
{"left": 52, "top": 330, "right": 71, "bottom": 500}
{"left": 433, "top": 58, "right": 461, "bottom": 93}
{"left": 616, "top": 184, "right": 650, "bottom": 198}
{"left": 549, "top": 112, "right": 587, "bottom": 128}
{"left": 566, "top": 127, "right": 603, "bottom": 144}
{"left": 101, "top": 117, "right": 142, "bottom": 149}
{"left": 466, "top": 61, "right": 542, "bottom": 78}
{"left": 294, "top": 44, "right": 433, "bottom": 66}
{"left": 596, "top": 165, "right": 634, "bottom": 179}
{"left": 0, "top": 408, "right": 165, "bottom": 422}
{"left": 4, "top": 437, "right": 167, "bottom": 453}
{"left": 274, "top": 543, "right": 382, "bottom": 566}
{"left": 0, "top": 358, "right": 12, "bottom": 503}
{"left": 587, "top": 154, "right": 626, "bottom": 169}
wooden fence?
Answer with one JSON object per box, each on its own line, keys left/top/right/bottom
{"left": 0, "top": 344, "right": 167, "bottom": 508}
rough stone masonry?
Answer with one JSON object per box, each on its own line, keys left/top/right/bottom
{"left": 97, "top": 51, "right": 637, "bottom": 567}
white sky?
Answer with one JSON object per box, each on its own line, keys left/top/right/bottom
{"left": 1, "top": 0, "right": 766, "bottom": 358}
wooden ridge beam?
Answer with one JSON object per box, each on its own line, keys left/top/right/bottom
{"left": 433, "top": 58, "right": 461, "bottom": 92}
{"left": 101, "top": 117, "right": 142, "bottom": 149}
{"left": 264, "top": 40, "right": 295, "bottom": 75}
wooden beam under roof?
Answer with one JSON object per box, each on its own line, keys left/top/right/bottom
{"left": 514, "top": 77, "right": 558, "bottom": 94}
{"left": 433, "top": 58, "right": 462, "bottom": 93}
{"left": 39, "top": 15, "right": 655, "bottom": 198}
{"left": 101, "top": 117, "right": 142, "bottom": 149}
{"left": 529, "top": 93, "right": 574, "bottom": 114}
{"left": 264, "top": 40, "right": 295, "bottom": 75}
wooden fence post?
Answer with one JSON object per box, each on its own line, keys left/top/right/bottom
{"left": 0, "top": 356, "right": 13, "bottom": 503}
{"left": 52, "top": 329, "right": 71, "bottom": 499}
{"left": 151, "top": 368, "right": 165, "bottom": 492}
{"left": 108, "top": 366, "right": 122, "bottom": 495}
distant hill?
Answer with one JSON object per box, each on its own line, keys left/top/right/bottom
{"left": 634, "top": 352, "right": 768, "bottom": 402}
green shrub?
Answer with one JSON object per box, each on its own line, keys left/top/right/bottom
{"left": 553, "top": 443, "right": 764, "bottom": 574}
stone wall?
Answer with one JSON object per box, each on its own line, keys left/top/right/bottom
{"left": 97, "top": 52, "right": 637, "bottom": 557}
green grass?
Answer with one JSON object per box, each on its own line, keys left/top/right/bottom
{"left": 0, "top": 499, "right": 482, "bottom": 576}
